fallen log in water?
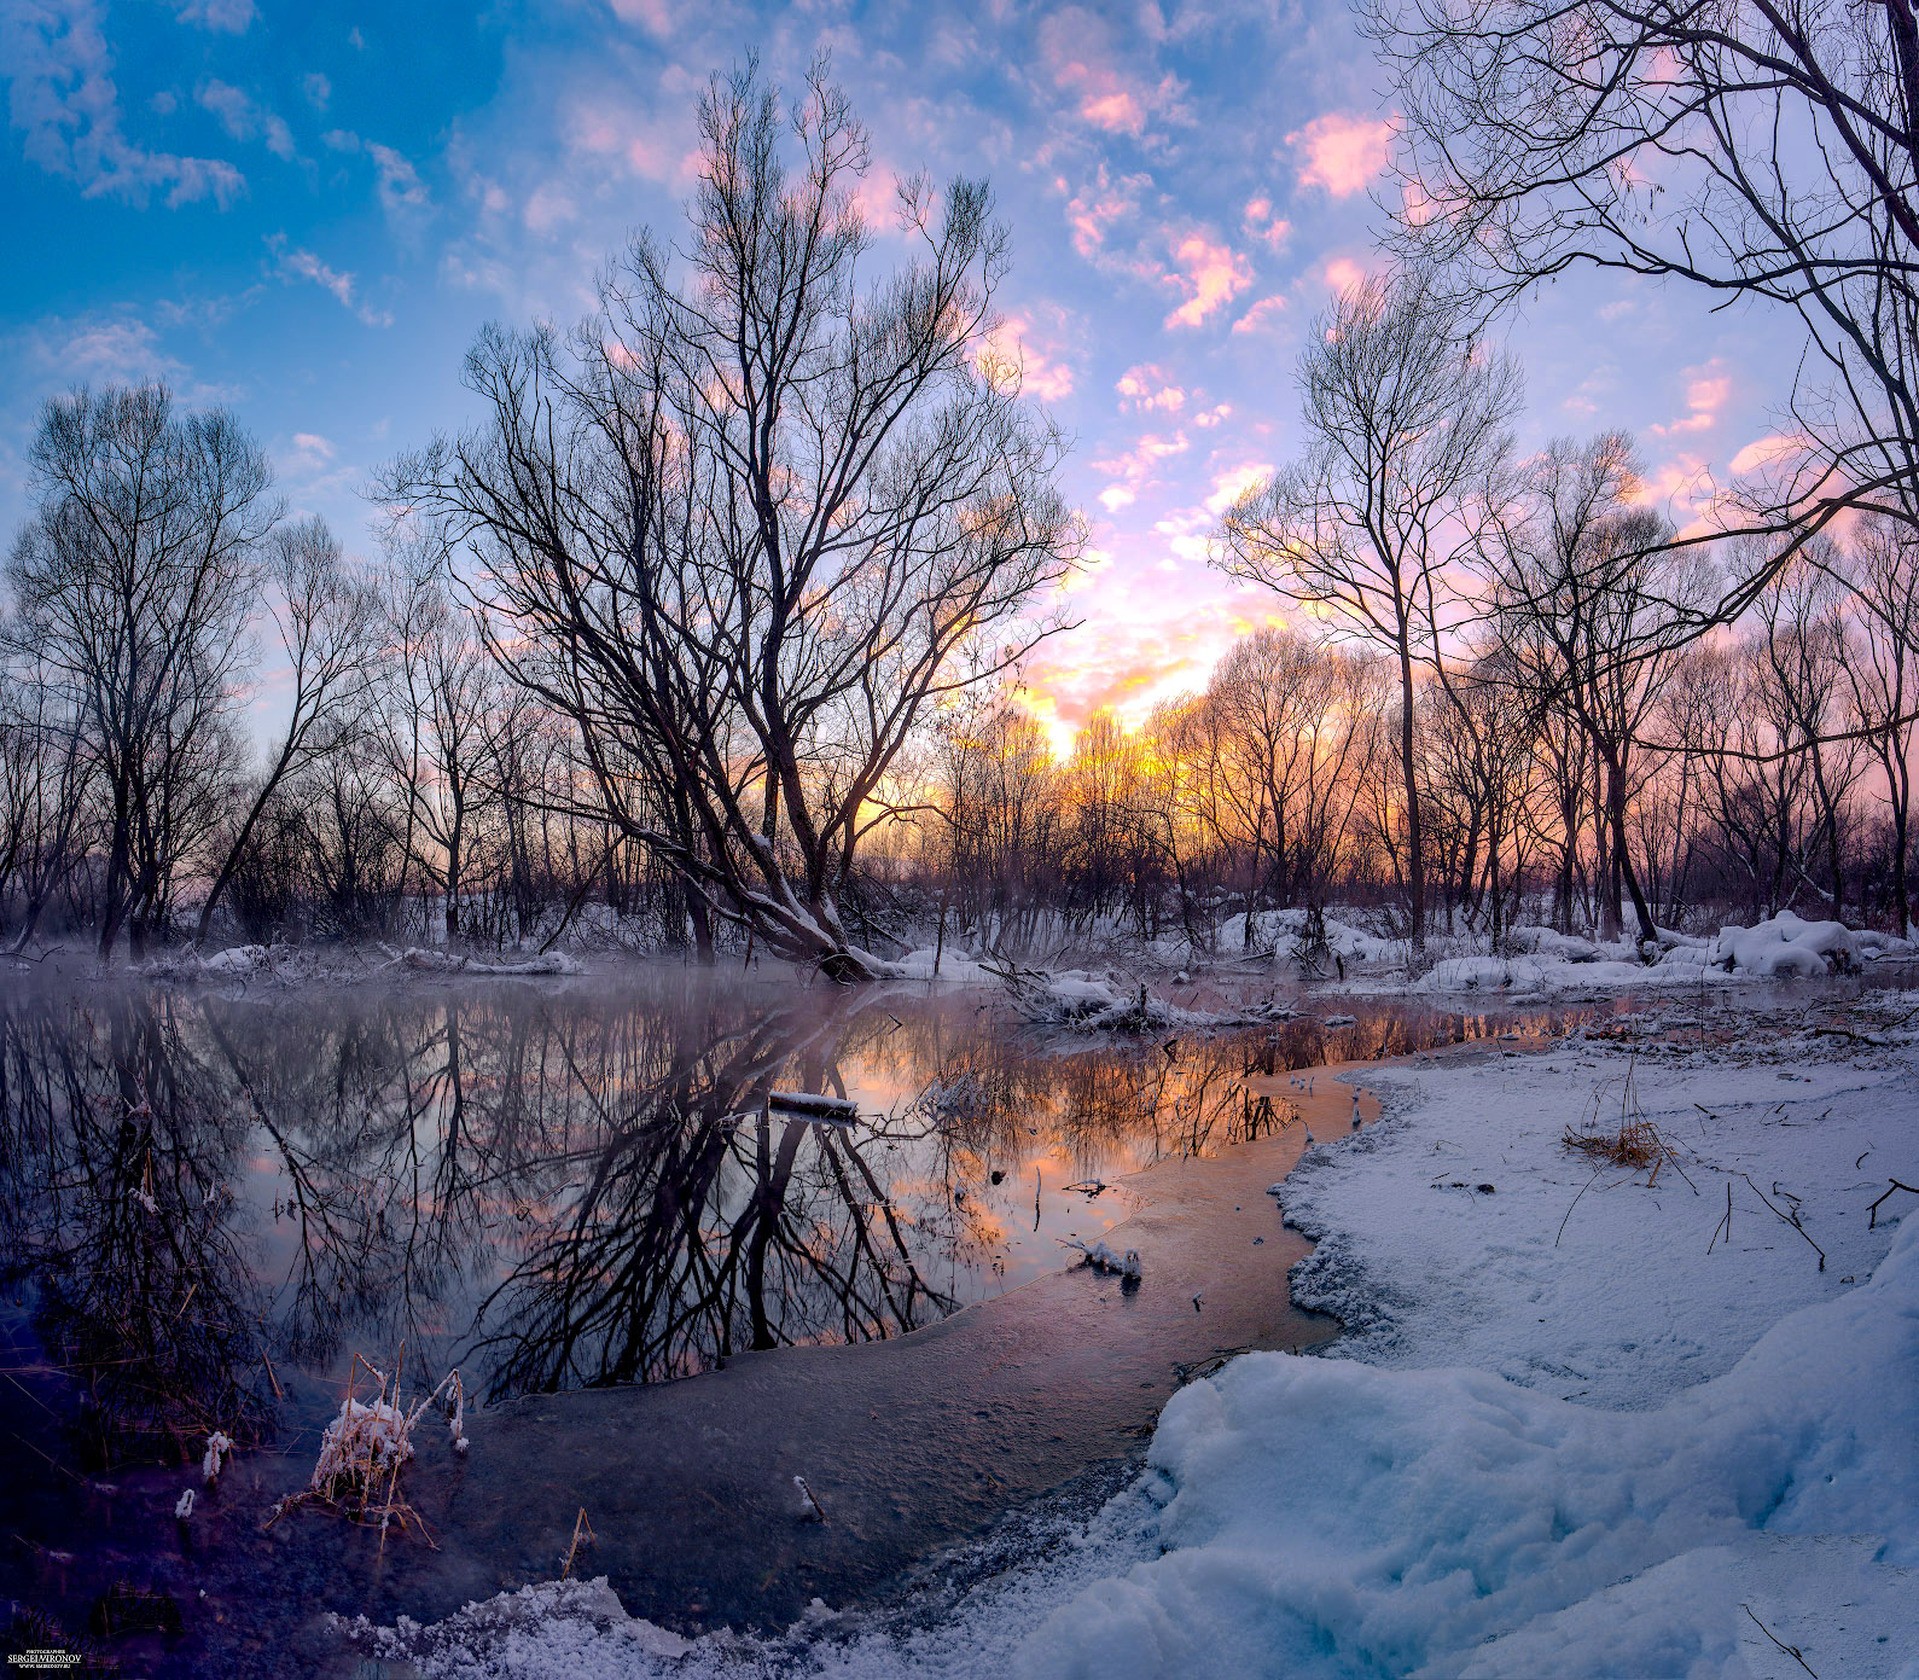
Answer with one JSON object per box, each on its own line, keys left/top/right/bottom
{"left": 768, "top": 1090, "right": 860, "bottom": 1121}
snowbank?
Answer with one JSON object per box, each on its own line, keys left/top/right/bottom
{"left": 1411, "top": 950, "right": 1723, "bottom": 997}
{"left": 1282, "top": 1021, "right": 1917, "bottom": 1404}
{"left": 1215, "top": 909, "right": 1397, "bottom": 965}
{"left": 992, "top": 966, "right": 1202, "bottom": 1033}
{"left": 1018, "top": 1223, "right": 1917, "bottom": 1675}
{"left": 1710, "top": 910, "right": 1858, "bottom": 978}
{"left": 139, "top": 942, "right": 288, "bottom": 981}
{"left": 1412, "top": 909, "right": 1912, "bottom": 995}
{"left": 138, "top": 942, "right": 590, "bottom": 986}
{"left": 381, "top": 946, "right": 586, "bottom": 978}
{"left": 887, "top": 946, "right": 996, "bottom": 983}
{"left": 1505, "top": 923, "right": 1608, "bottom": 962}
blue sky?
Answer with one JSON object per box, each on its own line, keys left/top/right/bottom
{"left": 1, "top": 0, "right": 1804, "bottom": 748}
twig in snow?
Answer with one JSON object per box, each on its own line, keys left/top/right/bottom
{"left": 1741, "top": 1604, "right": 1818, "bottom": 1678}
{"left": 1563, "top": 1059, "right": 1696, "bottom": 1193}
{"left": 1808, "top": 1025, "right": 1885, "bottom": 1048}
{"left": 1555, "top": 1167, "right": 1605, "bottom": 1247}
{"left": 1740, "top": 1174, "right": 1826, "bottom": 1270}
{"left": 1708, "top": 1180, "right": 1733, "bottom": 1255}
{"left": 1868, "top": 1178, "right": 1919, "bottom": 1229}
{"left": 560, "top": 1507, "right": 596, "bottom": 1578}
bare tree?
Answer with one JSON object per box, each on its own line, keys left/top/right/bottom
{"left": 4, "top": 385, "right": 277, "bottom": 956}
{"left": 1833, "top": 517, "right": 1919, "bottom": 932}
{"left": 1215, "top": 268, "right": 1519, "bottom": 945}
{"left": 195, "top": 515, "right": 381, "bottom": 942}
{"left": 1483, "top": 434, "right": 1713, "bottom": 944}
{"left": 1421, "top": 653, "right": 1546, "bottom": 941}
{"left": 929, "top": 696, "right": 1061, "bottom": 956}
{"left": 0, "top": 660, "right": 93, "bottom": 946}
{"left": 1752, "top": 548, "right": 1868, "bottom": 917}
{"left": 1374, "top": 0, "right": 1919, "bottom": 570}
{"left": 378, "top": 551, "right": 496, "bottom": 944}
{"left": 1193, "top": 628, "right": 1378, "bottom": 936}
{"left": 389, "top": 65, "right": 1079, "bottom": 979}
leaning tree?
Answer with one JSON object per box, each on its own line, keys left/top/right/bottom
{"left": 390, "top": 64, "right": 1078, "bottom": 978}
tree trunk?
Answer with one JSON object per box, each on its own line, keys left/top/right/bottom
{"left": 1397, "top": 643, "right": 1425, "bottom": 947}
{"left": 1604, "top": 749, "right": 1657, "bottom": 948}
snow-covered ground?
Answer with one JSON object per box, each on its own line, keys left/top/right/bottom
{"left": 359, "top": 990, "right": 1919, "bottom": 1679}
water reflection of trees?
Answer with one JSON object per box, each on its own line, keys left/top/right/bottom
{"left": 0, "top": 992, "right": 273, "bottom": 1466}
{"left": 467, "top": 999, "right": 958, "bottom": 1397}
{"left": 0, "top": 980, "right": 973, "bottom": 1438}
{"left": 0, "top": 980, "right": 1570, "bottom": 1454}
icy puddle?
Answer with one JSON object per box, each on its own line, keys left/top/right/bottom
{"left": 0, "top": 970, "right": 1598, "bottom": 1675}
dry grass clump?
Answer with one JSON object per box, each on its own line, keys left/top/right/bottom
{"left": 1561, "top": 1059, "right": 1692, "bottom": 1188}
{"left": 1562, "top": 1116, "right": 1665, "bottom": 1171}
{"left": 265, "top": 1350, "right": 467, "bottom": 1547}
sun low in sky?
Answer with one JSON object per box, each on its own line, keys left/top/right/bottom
{"left": 0, "top": 0, "right": 1801, "bottom": 751}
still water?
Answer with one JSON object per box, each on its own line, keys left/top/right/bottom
{"left": 0, "top": 966, "right": 1595, "bottom": 1672}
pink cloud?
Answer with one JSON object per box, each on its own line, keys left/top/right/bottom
{"left": 1287, "top": 111, "right": 1396, "bottom": 198}
{"left": 266, "top": 235, "right": 391, "bottom": 326}
{"left": 523, "top": 183, "right": 577, "bottom": 233}
{"left": 1203, "top": 461, "right": 1274, "bottom": 518}
{"left": 981, "top": 311, "right": 1077, "bottom": 402}
{"left": 1116, "top": 364, "right": 1186, "bottom": 413}
{"left": 1038, "top": 8, "right": 1187, "bottom": 137}
{"left": 1062, "top": 164, "right": 1150, "bottom": 261}
{"left": 563, "top": 101, "right": 685, "bottom": 184}
{"left": 1242, "top": 196, "right": 1290, "bottom": 251}
{"left": 1650, "top": 363, "right": 1732, "bottom": 437}
{"left": 608, "top": 0, "right": 673, "bottom": 33}
{"left": 1163, "top": 232, "right": 1253, "bottom": 329}
{"left": 1091, "top": 429, "right": 1193, "bottom": 513}
{"left": 1323, "top": 255, "right": 1371, "bottom": 295}
{"left": 1232, "top": 294, "right": 1287, "bottom": 335}
{"left": 1632, "top": 452, "right": 1718, "bottom": 536}
{"left": 1729, "top": 431, "right": 1812, "bottom": 476}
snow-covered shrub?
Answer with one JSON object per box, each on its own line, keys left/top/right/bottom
{"left": 1709, "top": 912, "right": 1857, "bottom": 978}
{"left": 267, "top": 1356, "right": 468, "bottom": 1540}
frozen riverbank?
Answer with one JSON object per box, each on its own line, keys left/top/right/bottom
{"left": 363, "top": 990, "right": 1919, "bottom": 1678}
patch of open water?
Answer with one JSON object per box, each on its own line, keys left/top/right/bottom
{"left": 0, "top": 966, "right": 1612, "bottom": 1674}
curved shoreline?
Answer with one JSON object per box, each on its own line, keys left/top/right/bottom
{"left": 154, "top": 1030, "right": 1438, "bottom": 1677}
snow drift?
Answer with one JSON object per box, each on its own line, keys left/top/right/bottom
{"left": 1708, "top": 910, "right": 1859, "bottom": 978}
{"left": 1014, "top": 1215, "right": 1919, "bottom": 1678}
